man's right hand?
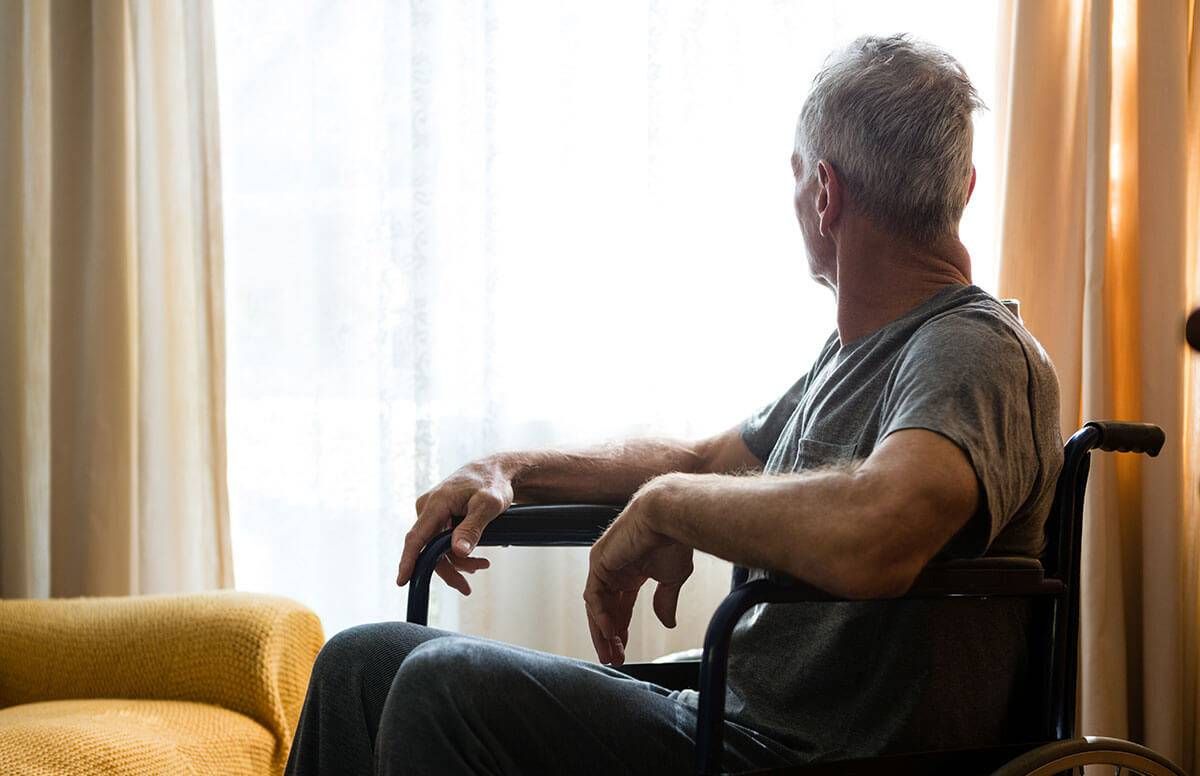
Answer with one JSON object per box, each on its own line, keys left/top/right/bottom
{"left": 395, "top": 457, "right": 516, "bottom": 595}
{"left": 392, "top": 428, "right": 760, "bottom": 596}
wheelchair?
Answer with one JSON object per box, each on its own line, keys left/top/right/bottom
{"left": 407, "top": 421, "right": 1186, "bottom": 775}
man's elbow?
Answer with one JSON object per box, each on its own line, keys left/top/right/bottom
{"left": 837, "top": 556, "right": 922, "bottom": 599}
{"left": 816, "top": 548, "right": 922, "bottom": 599}
{"left": 834, "top": 471, "right": 972, "bottom": 598}
{"left": 777, "top": 466, "right": 963, "bottom": 600}
{"left": 794, "top": 497, "right": 929, "bottom": 600}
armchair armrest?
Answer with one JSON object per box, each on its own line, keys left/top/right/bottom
{"left": 0, "top": 592, "right": 324, "bottom": 763}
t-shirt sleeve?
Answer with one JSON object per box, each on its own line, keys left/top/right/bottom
{"left": 741, "top": 374, "right": 809, "bottom": 464}
{"left": 878, "top": 313, "right": 1039, "bottom": 558}
{"left": 741, "top": 332, "right": 840, "bottom": 464}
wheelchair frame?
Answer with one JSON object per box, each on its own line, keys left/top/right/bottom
{"left": 406, "top": 421, "right": 1181, "bottom": 775}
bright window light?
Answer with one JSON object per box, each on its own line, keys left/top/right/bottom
{"left": 215, "top": 0, "right": 1001, "bottom": 648}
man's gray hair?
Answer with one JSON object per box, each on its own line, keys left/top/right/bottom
{"left": 796, "top": 35, "right": 984, "bottom": 244}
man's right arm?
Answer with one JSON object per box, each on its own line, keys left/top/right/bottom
{"left": 506, "top": 427, "right": 762, "bottom": 504}
{"left": 395, "top": 426, "right": 760, "bottom": 593}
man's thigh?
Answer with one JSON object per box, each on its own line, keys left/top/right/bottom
{"left": 376, "top": 634, "right": 797, "bottom": 776}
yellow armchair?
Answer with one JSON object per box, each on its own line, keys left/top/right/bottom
{"left": 0, "top": 592, "right": 324, "bottom": 776}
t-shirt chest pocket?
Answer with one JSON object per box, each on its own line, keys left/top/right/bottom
{"left": 795, "top": 438, "right": 858, "bottom": 469}
{"left": 766, "top": 436, "right": 858, "bottom": 473}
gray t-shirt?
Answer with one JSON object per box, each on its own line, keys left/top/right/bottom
{"left": 726, "top": 283, "right": 1063, "bottom": 761}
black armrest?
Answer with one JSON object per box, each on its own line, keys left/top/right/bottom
{"left": 909, "top": 556, "right": 1058, "bottom": 596}
{"left": 405, "top": 504, "right": 621, "bottom": 624}
{"left": 695, "top": 562, "right": 1064, "bottom": 775}
{"left": 402, "top": 505, "right": 1066, "bottom": 775}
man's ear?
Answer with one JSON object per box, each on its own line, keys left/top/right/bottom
{"left": 815, "top": 160, "right": 842, "bottom": 237}
{"left": 966, "top": 165, "right": 977, "bottom": 205}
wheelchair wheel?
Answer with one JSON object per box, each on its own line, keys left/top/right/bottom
{"left": 990, "top": 736, "right": 1187, "bottom": 776}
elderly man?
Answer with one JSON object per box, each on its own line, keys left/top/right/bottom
{"left": 285, "top": 34, "right": 1062, "bottom": 775}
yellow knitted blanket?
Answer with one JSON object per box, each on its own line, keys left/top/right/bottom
{"left": 0, "top": 592, "right": 323, "bottom": 775}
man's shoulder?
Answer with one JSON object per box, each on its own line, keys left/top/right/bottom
{"left": 917, "top": 289, "right": 1023, "bottom": 337}
{"left": 905, "top": 291, "right": 1058, "bottom": 380}
{"left": 903, "top": 296, "right": 1026, "bottom": 368}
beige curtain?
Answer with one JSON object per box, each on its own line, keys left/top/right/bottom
{"left": 996, "top": 0, "right": 1199, "bottom": 768}
{"left": 0, "top": 0, "right": 231, "bottom": 598}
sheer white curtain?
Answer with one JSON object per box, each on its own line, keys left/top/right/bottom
{"left": 214, "top": 0, "right": 1001, "bottom": 657}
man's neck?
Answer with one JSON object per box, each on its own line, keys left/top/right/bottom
{"left": 832, "top": 227, "right": 972, "bottom": 345}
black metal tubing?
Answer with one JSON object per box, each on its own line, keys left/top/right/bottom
{"left": 698, "top": 421, "right": 1165, "bottom": 774}
{"left": 1044, "top": 421, "right": 1160, "bottom": 742}
{"left": 403, "top": 513, "right": 1072, "bottom": 774}
{"left": 1041, "top": 421, "right": 1161, "bottom": 741}
{"left": 400, "top": 422, "right": 1166, "bottom": 776}
{"left": 1042, "top": 425, "right": 1097, "bottom": 742}
{"left": 405, "top": 504, "right": 619, "bottom": 625}
{"left": 694, "top": 576, "right": 1066, "bottom": 776}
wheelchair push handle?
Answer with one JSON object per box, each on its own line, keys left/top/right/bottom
{"left": 1083, "top": 421, "right": 1165, "bottom": 457}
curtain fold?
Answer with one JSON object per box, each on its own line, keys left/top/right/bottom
{"left": 996, "top": 0, "right": 1199, "bottom": 768}
{"left": 0, "top": 0, "right": 231, "bottom": 598}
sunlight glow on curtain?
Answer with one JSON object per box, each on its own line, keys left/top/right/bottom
{"left": 0, "top": 0, "right": 230, "bottom": 598}
{"left": 214, "top": 0, "right": 1001, "bottom": 659}
{"left": 996, "top": 0, "right": 1200, "bottom": 768}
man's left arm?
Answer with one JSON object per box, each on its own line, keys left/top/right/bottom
{"left": 583, "top": 428, "right": 978, "bottom": 665}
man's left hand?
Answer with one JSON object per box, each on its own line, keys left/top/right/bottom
{"left": 583, "top": 476, "right": 694, "bottom": 666}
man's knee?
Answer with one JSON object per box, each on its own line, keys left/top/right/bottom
{"left": 308, "top": 622, "right": 434, "bottom": 716}
{"left": 309, "top": 623, "right": 387, "bottom": 686}
{"left": 387, "top": 636, "right": 484, "bottom": 708}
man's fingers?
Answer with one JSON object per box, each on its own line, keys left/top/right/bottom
{"left": 621, "top": 590, "right": 638, "bottom": 645}
{"left": 583, "top": 576, "right": 621, "bottom": 639}
{"left": 584, "top": 573, "right": 635, "bottom": 666}
{"left": 397, "top": 500, "right": 451, "bottom": 586}
{"left": 435, "top": 556, "right": 472, "bottom": 596}
{"left": 652, "top": 581, "right": 681, "bottom": 629}
{"left": 613, "top": 589, "right": 637, "bottom": 646}
{"left": 585, "top": 606, "right": 613, "bottom": 665}
{"left": 396, "top": 492, "right": 498, "bottom": 588}
{"left": 606, "top": 592, "right": 629, "bottom": 666}
{"left": 448, "top": 554, "right": 491, "bottom": 574}
{"left": 582, "top": 573, "right": 614, "bottom": 663}
{"left": 451, "top": 491, "right": 506, "bottom": 556}
{"left": 584, "top": 599, "right": 624, "bottom": 666}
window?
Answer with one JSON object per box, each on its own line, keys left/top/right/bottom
{"left": 215, "top": 0, "right": 1002, "bottom": 655}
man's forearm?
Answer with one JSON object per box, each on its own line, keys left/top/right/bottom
{"left": 641, "top": 430, "right": 979, "bottom": 598}
{"left": 495, "top": 440, "right": 706, "bottom": 505}
{"left": 643, "top": 467, "right": 921, "bottom": 599}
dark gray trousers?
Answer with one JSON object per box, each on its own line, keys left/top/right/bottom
{"left": 283, "top": 622, "right": 801, "bottom": 775}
